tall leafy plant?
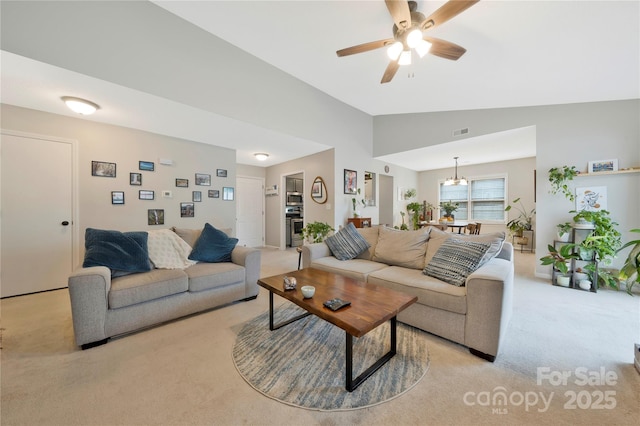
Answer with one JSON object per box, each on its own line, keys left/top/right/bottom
{"left": 618, "top": 229, "right": 640, "bottom": 295}
{"left": 548, "top": 165, "right": 578, "bottom": 201}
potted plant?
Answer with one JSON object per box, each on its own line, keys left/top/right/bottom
{"left": 556, "top": 222, "right": 572, "bottom": 242}
{"left": 406, "top": 202, "right": 423, "bottom": 230}
{"left": 617, "top": 228, "right": 640, "bottom": 295}
{"left": 540, "top": 243, "right": 578, "bottom": 286}
{"left": 439, "top": 200, "right": 459, "bottom": 222}
{"left": 398, "top": 211, "right": 409, "bottom": 230}
{"left": 505, "top": 197, "right": 535, "bottom": 238}
{"left": 351, "top": 188, "right": 366, "bottom": 217}
{"left": 300, "top": 221, "right": 334, "bottom": 244}
{"left": 548, "top": 165, "right": 579, "bottom": 201}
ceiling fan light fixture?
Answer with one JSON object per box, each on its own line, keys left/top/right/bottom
{"left": 386, "top": 42, "right": 403, "bottom": 60}
{"left": 61, "top": 96, "right": 99, "bottom": 115}
{"left": 398, "top": 50, "right": 412, "bottom": 66}
{"left": 254, "top": 153, "right": 269, "bottom": 161}
{"left": 406, "top": 28, "right": 423, "bottom": 49}
{"left": 415, "top": 39, "right": 432, "bottom": 58}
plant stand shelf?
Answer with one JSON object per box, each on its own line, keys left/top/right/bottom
{"left": 551, "top": 228, "right": 598, "bottom": 293}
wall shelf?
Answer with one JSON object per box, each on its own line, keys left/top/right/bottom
{"left": 576, "top": 168, "right": 640, "bottom": 177}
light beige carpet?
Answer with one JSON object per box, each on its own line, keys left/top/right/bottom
{"left": 1, "top": 248, "right": 639, "bottom": 425}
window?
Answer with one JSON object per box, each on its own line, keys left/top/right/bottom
{"left": 439, "top": 176, "right": 506, "bottom": 222}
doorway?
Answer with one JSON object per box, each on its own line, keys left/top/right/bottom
{"left": 1, "top": 130, "right": 76, "bottom": 297}
{"left": 236, "top": 176, "right": 264, "bottom": 247}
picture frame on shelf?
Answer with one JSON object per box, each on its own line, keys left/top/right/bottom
{"left": 195, "top": 173, "right": 211, "bottom": 186}
{"left": 216, "top": 169, "right": 227, "bottom": 178}
{"left": 180, "top": 202, "right": 194, "bottom": 218}
{"left": 344, "top": 169, "right": 357, "bottom": 195}
{"left": 139, "top": 161, "right": 155, "bottom": 171}
{"left": 139, "top": 190, "right": 154, "bottom": 200}
{"left": 193, "top": 191, "right": 202, "bottom": 202}
{"left": 223, "top": 187, "right": 234, "bottom": 201}
{"left": 130, "top": 172, "right": 142, "bottom": 185}
{"left": 92, "top": 161, "right": 116, "bottom": 177}
{"left": 148, "top": 209, "right": 164, "bottom": 225}
{"left": 175, "top": 178, "right": 189, "bottom": 188}
{"left": 588, "top": 159, "right": 618, "bottom": 173}
{"left": 111, "top": 191, "right": 124, "bottom": 204}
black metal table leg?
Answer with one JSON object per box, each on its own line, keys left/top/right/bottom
{"left": 268, "top": 291, "right": 310, "bottom": 331}
{"left": 345, "top": 316, "right": 397, "bottom": 392}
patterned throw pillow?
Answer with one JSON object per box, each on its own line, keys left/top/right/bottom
{"left": 423, "top": 238, "right": 492, "bottom": 286}
{"left": 325, "top": 223, "right": 371, "bottom": 261}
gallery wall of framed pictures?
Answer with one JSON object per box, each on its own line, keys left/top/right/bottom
{"left": 91, "top": 158, "right": 234, "bottom": 225}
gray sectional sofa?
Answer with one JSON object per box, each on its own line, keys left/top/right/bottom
{"left": 68, "top": 227, "right": 260, "bottom": 349}
{"left": 301, "top": 225, "right": 514, "bottom": 361}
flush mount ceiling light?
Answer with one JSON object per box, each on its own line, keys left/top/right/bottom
{"left": 444, "top": 156, "right": 468, "bottom": 186}
{"left": 61, "top": 96, "right": 100, "bottom": 115}
{"left": 254, "top": 153, "right": 269, "bottom": 161}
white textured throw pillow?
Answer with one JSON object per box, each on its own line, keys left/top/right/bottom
{"left": 147, "top": 229, "right": 197, "bottom": 269}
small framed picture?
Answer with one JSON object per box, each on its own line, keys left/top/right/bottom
{"left": 208, "top": 190, "right": 219, "bottom": 198}
{"left": 139, "top": 161, "right": 155, "bottom": 171}
{"left": 588, "top": 159, "right": 618, "bottom": 173}
{"left": 130, "top": 173, "right": 142, "bottom": 186}
{"left": 175, "top": 178, "right": 189, "bottom": 188}
{"left": 311, "top": 180, "right": 323, "bottom": 198}
{"left": 217, "top": 169, "right": 227, "bottom": 178}
{"left": 344, "top": 169, "right": 357, "bottom": 195}
{"left": 139, "top": 190, "right": 154, "bottom": 200}
{"left": 180, "top": 202, "right": 194, "bottom": 218}
{"left": 192, "top": 191, "right": 201, "bottom": 202}
{"left": 92, "top": 161, "right": 116, "bottom": 177}
{"left": 223, "top": 187, "right": 234, "bottom": 201}
{"left": 195, "top": 173, "right": 211, "bottom": 186}
{"left": 111, "top": 191, "right": 124, "bottom": 204}
{"left": 148, "top": 209, "right": 164, "bottom": 225}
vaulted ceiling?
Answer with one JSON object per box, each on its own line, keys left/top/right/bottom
{"left": 2, "top": 1, "right": 638, "bottom": 170}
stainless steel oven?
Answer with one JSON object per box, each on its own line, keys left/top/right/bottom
{"left": 291, "top": 218, "right": 304, "bottom": 247}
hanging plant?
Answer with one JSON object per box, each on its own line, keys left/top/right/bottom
{"left": 548, "top": 165, "right": 578, "bottom": 201}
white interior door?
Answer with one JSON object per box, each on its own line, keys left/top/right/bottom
{"left": 236, "top": 176, "right": 264, "bottom": 247}
{"left": 1, "top": 131, "right": 75, "bottom": 297}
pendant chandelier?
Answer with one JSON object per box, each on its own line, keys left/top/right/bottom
{"left": 444, "top": 157, "right": 467, "bottom": 186}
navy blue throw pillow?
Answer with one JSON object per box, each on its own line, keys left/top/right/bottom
{"left": 83, "top": 228, "right": 152, "bottom": 276}
{"left": 188, "top": 223, "right": 238, "bottom": 263}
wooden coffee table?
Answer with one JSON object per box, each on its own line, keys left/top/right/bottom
{"left": 257, "top": 268, "right": 417, "bottom": 392}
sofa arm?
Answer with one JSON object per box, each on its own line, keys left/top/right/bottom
{"left": 464, "top": 257, "right": 514, "bottom": 359}
{"left": 301, "top": 243, "right": 332, "bottom": 268}
{"left": 68, "top": 266, "right": 111, "bottom": 347}
{"left": 231, "top": 246, "right": 261, "bottom": 298}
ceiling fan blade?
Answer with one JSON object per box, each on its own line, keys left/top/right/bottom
{"left": 424, "top": 37, "right": 467, "bottom": 60}
{"left": 336, "top": 38, "right": 394, "bottom": 57}
{"left": 381, "top": 60, "right": 400, "bottom": 84}
{"left": 385, "top": 0, "right": 412, "bottom": 29}
{"left": 421, "top": 0, "right": 479, "bottom": 31}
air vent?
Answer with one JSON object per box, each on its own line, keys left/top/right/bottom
{"left": 453, "top": 128, "right": 469, "bottom": 136}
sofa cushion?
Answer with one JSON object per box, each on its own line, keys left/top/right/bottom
{"left": 372, "top": 226, "right": 430, "bottom": 270}
{"left": 185, "top": 262, "right": 245, "bottom": 292}
{"left": 109, "top": 269, "right": 188, "bottom": 309}
{"left": 83, "top": 228, "right": 152, "bottom": 277}
{"left": 424, "top": 238, "right": 492, "bottom": 286}
{"left": 189, "top": 223, "right": 238, "bottom": 263}
{"left": 325, "top": 222, "right": 371, "bottom": 261}
{"left": 172, "top": 226, "right": 232, "bottom": 247}
{"left": 310, "top": 258, "right": 389, "bottom": 283}
{"left": 368, "top": 266, "right": 467, "bottom": 314}
{"left": 355, "top": 226, "right": 380, "bottom": 260}
{"left": 147, "top": 229, "right": 196, "bottom": 269}
{"left": 425, "top": 228, "right": 505, "bottom": 266}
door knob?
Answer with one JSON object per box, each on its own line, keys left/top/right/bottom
{"left": 61, "top": 221, "right": 70, "bottom": 226}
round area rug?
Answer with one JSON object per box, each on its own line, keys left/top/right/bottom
{"left": 232, "top": 304, "right": 430, "bottom": 411}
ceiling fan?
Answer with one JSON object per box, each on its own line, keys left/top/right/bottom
{"left": 336, "top": 0, "right": 479, "bottom": 83}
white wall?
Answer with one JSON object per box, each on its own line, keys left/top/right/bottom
{"left": 1, "top": 104, "right": 237, "bottom": 267}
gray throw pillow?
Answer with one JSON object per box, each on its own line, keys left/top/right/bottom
{"left": 325, "top": 223, "right": 371, "bottom": 261}
{"left": 423, "top": 238, "right": 492, "bottom": 286}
